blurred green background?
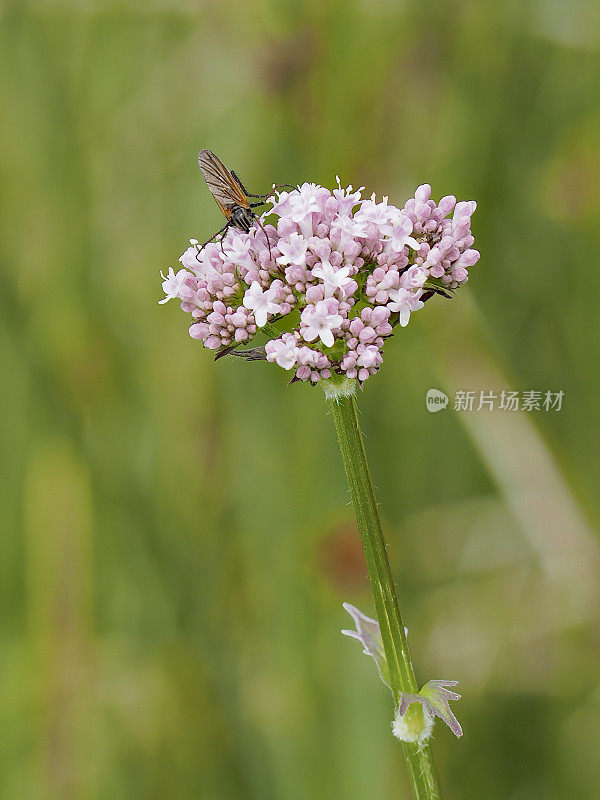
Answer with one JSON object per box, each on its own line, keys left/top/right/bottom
{"left": 1, "top": 1, "right": 599, "bottom": 798}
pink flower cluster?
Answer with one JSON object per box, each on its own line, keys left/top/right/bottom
{"left": 160, "top": 180, "right": 479, "bottom": 385}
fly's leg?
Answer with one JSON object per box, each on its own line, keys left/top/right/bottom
{"left": 218, "top": 227, "right": 230, "bottom": 253}
{"left": 231, "top": 170, "right": 270, "bottom": 199}
{"left": 231, "top": 170, "right": 295, "bottom": 200}
{"left": 253, "top": 216, "right": 273, "bottom": 262}
{"left": 196, "top": 221, "right": 231, "bottom": 260}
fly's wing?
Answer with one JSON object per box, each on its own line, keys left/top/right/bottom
{"left": 198, "top": 149, "right": 250, "bottom": 218}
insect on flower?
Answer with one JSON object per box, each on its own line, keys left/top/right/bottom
{"left": 197, "top": 149, "right": 294, "bottom": 258}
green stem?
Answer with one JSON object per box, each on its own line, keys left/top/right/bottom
{"left": 327, "top": 385, "right": 442, "bottom": 800}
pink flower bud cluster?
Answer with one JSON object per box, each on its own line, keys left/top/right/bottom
{"left": 340, "top": 306, "right": 392, "bottom": 382}
{"left": 402, "top": 185, "right": 479, "bottom": 288}
{"left": 160, "top": 179, "right": 479, "bottom": 385}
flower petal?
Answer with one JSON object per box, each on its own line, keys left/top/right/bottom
{"left": 341, "top": 603, "right": 391, "bottom": 690}
{"left": 395, "top": 679, "right": 463, "bottom": 742}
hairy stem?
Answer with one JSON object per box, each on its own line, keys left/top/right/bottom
{"left": 327, "top": 388, "right": 442, "bottom": 800}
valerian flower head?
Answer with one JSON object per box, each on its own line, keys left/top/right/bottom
{"left": 342, "top": 603, "right": 462, "bottom": 746}
{"left": 160, "top": 178, "right": 479, "bottom": 386}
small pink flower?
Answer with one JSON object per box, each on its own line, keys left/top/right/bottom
{"left": 332, "top": 177, "right": 364, "bottom": 215}
{"left": 242, "top": 281, "right": 282, "bottom": 327}
{"left": 178, "top": 244, "right": 202, "bottom": 271}
{"left": 330, "top": 213, "right": 368, "bottom": 250}
{"left": 301, "top": 300, "right": 343, "bottom": 348}
{"left": 387, "top": 288, "right": 424, "bottom": 326}
{"left": 265, "top": 333, "right": 299, "bottom": 370}
{"left": 222, "top": 232, "right": 255, "bottom": 268}
{"left": 276, "top": 232, "right": 310, "bottom": 266}
{"left": 355, "top": 194, "right": 398, "bottom": 227}
{"left": 400, "top": 265, "right": 428, "bottom": 289}
{"left": 381, "top": 214, "right": 420, "bottom": 252}
{"left": 159, "top": 268, "right": 193, "bottom": 304}
{"left": 312, "top": 259, "right": 352, "bottom": 298}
